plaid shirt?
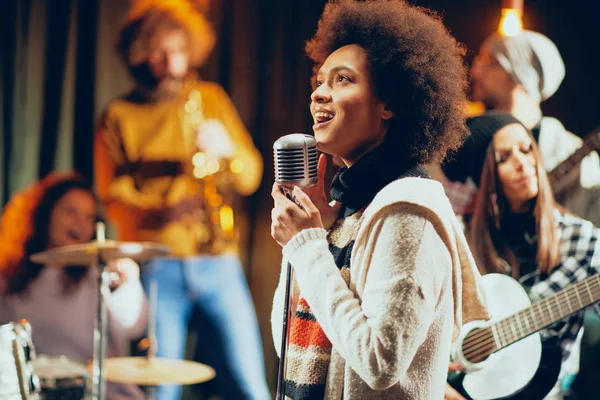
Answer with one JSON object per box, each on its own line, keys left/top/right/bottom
{"left": 520, "top": 210, "right": 600, "bottom": 364}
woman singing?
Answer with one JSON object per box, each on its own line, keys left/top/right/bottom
{"left": 270, "top": 1, "right": 489, "bottom": 398}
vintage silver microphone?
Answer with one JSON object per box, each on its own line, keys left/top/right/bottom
{"left": 274, "top": 133, "right": 318, "bottom": 196}
{"left": 273, "top": 133, "right": 318, "bottom": 400}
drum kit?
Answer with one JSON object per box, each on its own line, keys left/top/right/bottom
{"left": 0, "top": 223, "right": 215, "bottom": 400}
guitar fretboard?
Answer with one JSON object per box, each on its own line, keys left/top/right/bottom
{"left": 494, "top": 274, "right": 600, "bottom": 349}
{"left": 547, "top": 126, "right": 600, "bottom": 194}
{"left": 462, "top": 273, "right": 600, "bottom": 362}
{"left": 548, "top": 141, "right": 593, "bottom": 185}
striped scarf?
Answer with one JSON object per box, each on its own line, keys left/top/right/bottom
{"left": 284, "top": 208, "right": 365, "bottom": 399}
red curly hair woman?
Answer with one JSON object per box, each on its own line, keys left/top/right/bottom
{"left": 0, "top": 172, "right": 147, "bottom": 399}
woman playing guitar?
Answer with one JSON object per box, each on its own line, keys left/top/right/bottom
{"left": 444, "top": 112, "right": 600, "bottom": 400}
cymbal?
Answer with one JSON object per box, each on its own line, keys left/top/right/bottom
{"left": 88, "top": 357, "right": 216, "bottom": 386}
{"left": 30, "top": 240, "right": 171, "bottom": 266}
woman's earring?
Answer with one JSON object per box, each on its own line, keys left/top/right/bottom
{"left": 490, "top": 193, "right": 501, "bottom": 229}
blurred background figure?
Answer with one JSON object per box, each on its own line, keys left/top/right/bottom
{"left": 94, "top": 1, "right": 269, "bottom": 399}
{"left": 0, "top": 172, "right": 147, "bottom": 400}
{"left": 438, "top": 29, "right": 600, "bottom": 227}
{"left": 472, "top": 30, "right": 600, "bottom": 223}
{"left": 444, "top": 113, "right": 600, "bottom": 400}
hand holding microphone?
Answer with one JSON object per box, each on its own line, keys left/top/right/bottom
{"left": 298, "top": 154, "right": 341, "bottom": 230}
{"left": 271, "top": 185, "right": 323, "bottom": 247}
{"left": 270, "top": 134, "right": 341, "bottom": 247}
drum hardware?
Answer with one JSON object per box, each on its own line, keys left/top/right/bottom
{"left": 93, "top": 357, "right": 215, "bottom": 387}
{"left": 86, "top": 279, "right": 215, "bottom": 400}
{"left": 28, "top": 226, "right": 216, "bottom": 400}
{"left": 0, "top": 320, "right": 40, "bottom": 400}
{"left": 31, "top": 355, "right": 88, "bottom": 400}
{"left": 30, "top": 222, "right": 170, "bottom": 400}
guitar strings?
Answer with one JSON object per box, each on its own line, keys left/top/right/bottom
{"left": 459, "top": 279, "right": 600, "bottom": 362}
{"left": 463, "top": 276, "right": 600, "bottom": 349}
{"left": 462, "top": 284, "right": 600, "bottom": 362}
{"left": 462, "top": 281, "right": 598, "bottom": 360}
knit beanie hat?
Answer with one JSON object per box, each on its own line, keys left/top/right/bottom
{"left": 482, "top": 30, "right": 565, "bottom": 103}
{"left": 443, "top": 112, "right": 526, "bottom": 186}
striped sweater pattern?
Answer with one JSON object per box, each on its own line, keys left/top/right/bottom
{"left": 284, "top": 208, "right": 364, "bottom": 399}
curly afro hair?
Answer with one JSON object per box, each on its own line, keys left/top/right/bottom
{"left": 306, "top": 0, "right": 469, "bottom": 164}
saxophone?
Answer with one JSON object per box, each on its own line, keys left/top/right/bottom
{"left": 180, "top": 80, "right": 243, "bottom": 254}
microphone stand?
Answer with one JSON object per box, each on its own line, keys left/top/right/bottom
{"left": 145, "top": 280, "right": 158, "bottom": 400}
{"left": 272, "top": 133, "right": 318, "bottom": 400}
{"left": 276, "top": 261, "right": 294, "bottom": 400}
{"left": 92, "top": 223, "right": 109, "bottom": 400}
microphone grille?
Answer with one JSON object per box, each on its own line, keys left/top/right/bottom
{"left": 273, "top": 134, "right": 318, "bottom": 188}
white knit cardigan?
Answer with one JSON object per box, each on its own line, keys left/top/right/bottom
{"left": 271, "top": 177, "right": 489, "bottom": 399}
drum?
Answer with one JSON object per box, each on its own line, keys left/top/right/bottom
{"left": 0, "top": 320, "right": 40, "bottom": 400}
{"left": 32, "top": 355, "right": 89, "bottom": 400}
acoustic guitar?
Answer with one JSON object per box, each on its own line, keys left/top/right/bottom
{"left": 449, "top": 272, "right": 600, "bottom": 399}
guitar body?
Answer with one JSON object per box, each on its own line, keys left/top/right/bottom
{"left": 450, "top": 274, "right": 563, "bottom": 399}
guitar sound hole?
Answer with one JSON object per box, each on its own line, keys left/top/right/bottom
{"left": 462, "top": 327, "right": 496, "bottom": 364}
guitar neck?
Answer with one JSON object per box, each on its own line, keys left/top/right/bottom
{"left": 548, "top": 126, "right": 600, "bottom": 189}
{"left": 491, "top": 273, "right": 600, "bottom": 351}
{"left": 548, "top": 142, "right": 592, "bottom": 186}
{"left": 461, "top": 273, "right": 600, "bottom": 364}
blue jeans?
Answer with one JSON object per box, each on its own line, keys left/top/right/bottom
{"left": 142, "top": 255, "right": 271, "bottom": 400}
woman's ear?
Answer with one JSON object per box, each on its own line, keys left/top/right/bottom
{"left": 382, "top": 106, "right": 394, "bottom": 121}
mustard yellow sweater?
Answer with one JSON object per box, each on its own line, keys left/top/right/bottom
{"left": 95, "top": 81, "right": 263, "bottom": 257}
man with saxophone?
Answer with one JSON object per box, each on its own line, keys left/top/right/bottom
{"left": 94, "top": 1, "right": 269, "bottom": 399}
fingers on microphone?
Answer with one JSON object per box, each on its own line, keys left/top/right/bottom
{"left": 271, "top": 200, "right": 293, "bottom": 222}
{"left": 272, "top": 183, "right": 299, "bottom": 209}
{"left": 293, "top": 187, "right": 318, "bottom": 216}
{"left": 271, "top": 183, "right": 286, "bottom": 203}
{"left": 270, "top": 208, "right": 279, "bottom": 233}
{"left": 271, "top": 206, "right": 291, "bottom": 245}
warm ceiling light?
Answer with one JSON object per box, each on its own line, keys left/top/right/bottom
{"left": 499, "top": 0, "right": 523, "bottom": 36}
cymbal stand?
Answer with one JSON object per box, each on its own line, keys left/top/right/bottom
{"left": 91, "top": 222, "right": 109, "bottom": 400}
{"left": 145, "top": 280, "right": 158, "bottom": 400}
